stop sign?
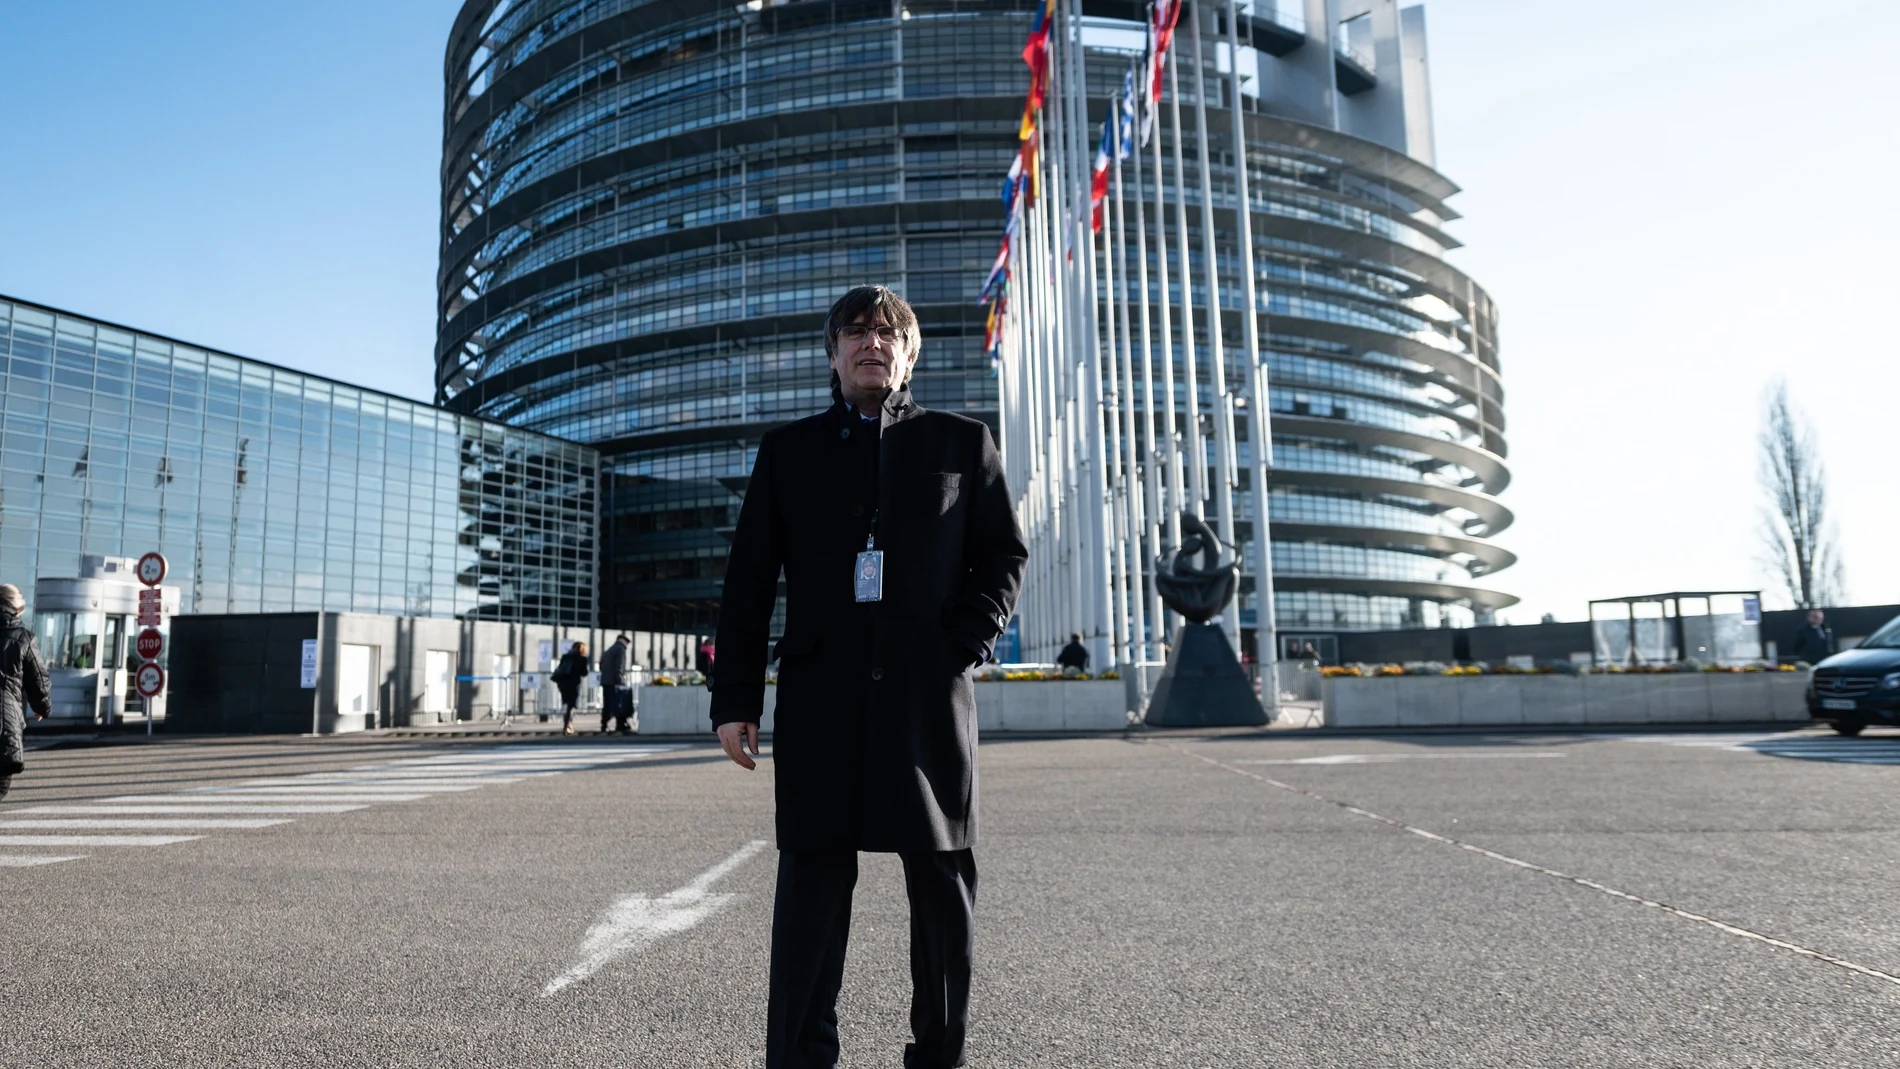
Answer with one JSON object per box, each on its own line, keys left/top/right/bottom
{"left": 135, "top": 663, "right": 166, "bottom": 698}
{"left": 136, "top": 628, "right": 164, "bottom": 661}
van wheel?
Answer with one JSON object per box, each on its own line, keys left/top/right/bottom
{"left": 1832, "top": 721, "right": 1866, "bottom": 736}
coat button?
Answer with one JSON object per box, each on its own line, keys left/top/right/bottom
{"left": 839, "top": 427, "right": 851, "bottom": 439}
{"left": 871, "top": 667, "right": 884, "bottom": 681}
{"left": 851, "top": 504, "right": 864, "bottom": 516}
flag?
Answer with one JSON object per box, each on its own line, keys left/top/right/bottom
{"left": 983, "top": 299, "right": 1001, "bottom": 354}
{"left": 1023, "top": 0, "right": 1055, "bottom": 111}
{"left": 1002, "top": 137, "right": 1038, "bottom": 213}
{"left": 980, "top": 242, "right": 1010, "bottom": 303}
{"left": 1117, "top": 64, "right": 1138, "bottom": 160}
{"left": 1089, "top": 115, "right": 1112, "bottom": 232}
{"left": 980, "top": 212, "right": 1017, "bottom": 302}
{"left": 1147, "top": 0, "right": 1180, "bottom": 103}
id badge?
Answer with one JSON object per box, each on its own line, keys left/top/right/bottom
{"left": 854, "top": 550, "right": 884, "bottom": 602}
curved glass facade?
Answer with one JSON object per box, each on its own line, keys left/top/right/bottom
{"left": 439, "top": 0, "right": 1513, "bottom": 635}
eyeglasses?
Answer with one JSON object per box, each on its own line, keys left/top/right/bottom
{"left": 836, "top": 324, "right": 903, "bottom": 343}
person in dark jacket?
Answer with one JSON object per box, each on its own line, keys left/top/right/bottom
{"left": 1055, "top": 632, "right": 1089, "bottom": 672}
{"left": 0, "top": 584, "right": 51, "bottom": 802}
{"left": 712, "top": 285, "right": 1027, "bottom": 1069}
{"left": 552, "top": 640, "right": 590, "bottom": 736}
{"left": 1793, "top": 609, "right": 1834, "bottom": 665}
{"left": 599, "top": 634, "right": 633, "bottom": 734}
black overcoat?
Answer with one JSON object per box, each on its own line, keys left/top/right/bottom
{"left": 0, "top": 612, "right": 51, "bottom": 775}
{"left": 710, "top": 390, "right": 1027, "bottom": 853}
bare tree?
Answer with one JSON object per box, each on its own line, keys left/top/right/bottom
{"left": 1758, "top": 381, "right": 1844, "bottom": 608}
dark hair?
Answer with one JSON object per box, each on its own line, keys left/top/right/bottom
{"left": 825, "top": 285, "right": 920, "bottom": 402}
{"left": 1070, "top": 632, "right": 1083, "bottom": 643}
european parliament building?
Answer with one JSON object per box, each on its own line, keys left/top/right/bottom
{"left": 437, "top": 0, "right": 1514, "bottom": 644}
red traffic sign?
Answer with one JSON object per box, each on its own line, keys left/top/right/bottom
{"left": 135, "top": 662, "right": 166, "bottom": 698}
{"left": 135, "top": 628, "right": 164, "bottom": 661}
{"left": 138, "top": 588, "right": 163, "bottom": 604}
{"left": 136, "top": 552, "right": 167, "bottom": 587}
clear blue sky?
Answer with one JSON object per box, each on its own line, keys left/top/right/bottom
{"left": 2, "top": 0, "right": 1894, "bottom": 622}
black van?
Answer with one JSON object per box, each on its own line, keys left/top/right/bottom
{"left": 1808, "top": 613, "right": 1900, "bottom": 735}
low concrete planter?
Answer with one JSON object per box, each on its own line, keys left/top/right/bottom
{"left": 974, "top": 679, "right": 1130, "bottom": 731}
{"left": 1324, "top": 672, "right": 1811, "bottom": 729}
{"left": 633, "top": 680, "right": 1130, "bottom": 736}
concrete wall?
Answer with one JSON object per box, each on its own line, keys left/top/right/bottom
{"left": 1323, "top": 672, "right": 1812, "bottom": 729}
{"left": 633, "top": 681, "right": 1130, "bottom": 736}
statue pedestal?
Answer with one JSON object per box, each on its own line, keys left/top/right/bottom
{"left": 1144, "top": 623, "right": 1268, "bottom": 727}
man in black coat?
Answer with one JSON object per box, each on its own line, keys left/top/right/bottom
{"left": 712, "top": 285, "right": 1027, "bottom": 1069}
{"left": 0, "top": 584, "right": 51, "bottom": 801}
{"left": 599, "top": 633, "right": 633, "bottom": 734}
{"left": 1793, "top": 609, "right": 1834, "bottom": 665}
{"left": 1056, "top": 632, "right": 1089, "bottom": 672}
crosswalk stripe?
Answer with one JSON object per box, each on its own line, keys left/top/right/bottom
{"left": 22, "top": 804, "right": 366, "bottom": 815}
{"left": 137, "top": 792, "right": 430, "bottom": 803}
{"left": 271, "top": 775, "right": 532, "bottom": 785}
{"left": 0, "top": 818, "right": 294, "bottom": 830}
{"left": 206, "top": 784, "right": 486, "bottom": 794}
{"left": 5, "top": 742, "right": 695, "bottom": 868}
{"left": 0, "top": 834, "right": 201, "bottom": 847}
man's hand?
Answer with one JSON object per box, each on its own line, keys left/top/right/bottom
{"left": 716, "top": 721, "right": 760, "bottom": 770}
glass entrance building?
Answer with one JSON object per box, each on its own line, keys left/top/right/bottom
{"left": 0, "top": 295, "right": 599, "bottom": 627}
{"left": 437, "top": 0, "right": 1514, "bottom": 637}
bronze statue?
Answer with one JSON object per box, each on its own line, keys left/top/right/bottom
{"left": 1153, "top": 512, "right": 1238, "bottom": 624}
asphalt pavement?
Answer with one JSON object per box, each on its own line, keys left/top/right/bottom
{"left": 3, "top": 726, "right": 1898, "bottom": 1067}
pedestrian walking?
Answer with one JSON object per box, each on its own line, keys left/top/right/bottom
{"left": 599, "top": 633, "right": 635, "bottom": 735}
{"left": 0, "top": 584, "right": 51, "bottom": 802}
{"left": 1793, "top": 609, "right": 1835, "bottom": 666}
{"left": 551, "top": 640, "right": 590, "bottom": 736}
{"left": 711, "top": 285, "right": 1027, "bottom": 1069}
{"left": 1056, "top": 631, "right": 1089, "bottom": 673}
{"left": 696, "top": 638, "right": 716, "bottom": 677}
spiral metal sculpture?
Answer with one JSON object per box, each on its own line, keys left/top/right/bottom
{"left": 1153, "top": 513, "right": 1239, "bottom": 625}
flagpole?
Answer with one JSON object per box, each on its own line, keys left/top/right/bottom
{"left": 1109, "top": 81, "right": 1151, "bottom": 681}
{"left": 1165, "top": 48, "right": 1206, "bottom": 521}
{"left": 1130, "top": 81, "right": 1166, "bottom": 665}
{"left": 1099, "top": 119, "right": 1130, "bottom": 671}
{"left": 1225, "top": 0, "right": 1278, "bottom": 714}
{"left": 1070, "top": 0, "right": 1113, "bottom": 671}
{"left": 1188, "top": 3, "right": 1242, "bottom": 649}
{"left": 1149, "top": 22, "right": 1184, "bottom": 654}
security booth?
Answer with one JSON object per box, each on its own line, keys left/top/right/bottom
{"left": 32, "top": 555, "right": 180, "bottom": 724}
{"left": 1589, "top": 591, "right": 1768, "bottom": 668}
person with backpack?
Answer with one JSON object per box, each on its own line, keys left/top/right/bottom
{"left": 551, "top": 640, "right": 590, "bottom": 736}
{"left": 0, "top": 583, "right": 51, "bottom": 801}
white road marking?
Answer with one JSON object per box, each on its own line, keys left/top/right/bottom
{"left": 1604, "top": 732, "right": 1900, "bottom": 766}
{"left": 0, "top": 817, "right": 293, "bottom": 830}
{"left": 24, "top": 804, "right": 366, "bottom": 815}
{"left": 0, "top": 854, "right": 86, "bottom": 867}
{"left": 0, "top": 834, "right": 201, "bottom": 847}
{"left": 1160, "top": 740, "right": 1900, "bottom": 991}
{"left": 542, "top": 840, "right": 770, "bottom": 997}
{"left": 192, "top": 785, "right": 479, "bottom": 795}
{"left": 1237, "top": 752, "right": 1566, "bottom": 766}
{"left": 106, "top": 793, "right": 429, "bottom": 804}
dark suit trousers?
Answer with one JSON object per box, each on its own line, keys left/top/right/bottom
{"left": 766, "top": 848, "right": 978, "bottom": 1069}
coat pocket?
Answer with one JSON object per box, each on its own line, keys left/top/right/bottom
{"left": 772, "top": 630, "right": 821, "bottom": 663}
{"left": 929, "top": 472, "right": 962, "bottom": 515}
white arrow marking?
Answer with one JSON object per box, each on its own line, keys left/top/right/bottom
{"left": 542, "top": 839, "right": 769, "bottom": 997}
